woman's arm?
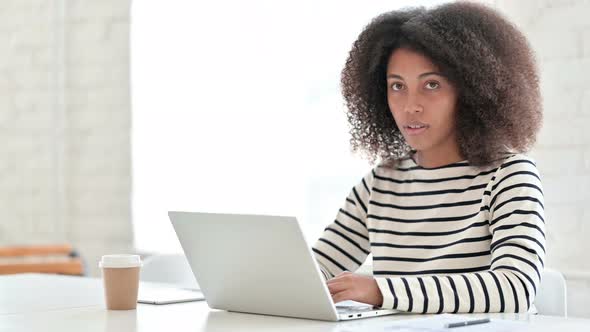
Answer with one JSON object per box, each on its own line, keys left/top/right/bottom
{"left": 312, "top": 168, "right": 376, "bottom": 280}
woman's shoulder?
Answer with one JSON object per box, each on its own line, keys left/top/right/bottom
{"left": 489, "top": 153, "right": 542, "bottom": 189}
{"left": 496, "top": 153, "right": 539, "bottom": 171}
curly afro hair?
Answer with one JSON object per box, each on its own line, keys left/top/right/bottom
{"left": 341, "top": 1, "right": 542, "bottom": 167}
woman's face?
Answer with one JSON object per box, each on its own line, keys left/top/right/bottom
{"left": 386, "top": 47, "right": 460, "bottom": 155}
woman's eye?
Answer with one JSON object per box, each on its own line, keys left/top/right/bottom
{"left": 391, "top": 83, "right": 404, "bottom": 91}
{"left": 390, "top": 82, "right": 439, "bottom": 91}
{"left": 426, "top": 81, "right": 440, "bottom": 90}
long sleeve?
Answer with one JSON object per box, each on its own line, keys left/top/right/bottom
{"left": 312, "top": 168, "right": 376, "bottom": 280}
{"left": 375, "top": 156, "right": 546, "bottom": 313}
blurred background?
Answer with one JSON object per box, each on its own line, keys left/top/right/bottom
{"left": 0, "top": 0, "right": 588, "bottom": 318}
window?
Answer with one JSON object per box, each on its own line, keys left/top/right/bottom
{"left": 131, "top": 0, "right": 445, "bottom": 254}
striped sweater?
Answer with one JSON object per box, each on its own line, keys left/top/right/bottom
{"left": 312, "top": 153, "right": 545, "bottom": 313}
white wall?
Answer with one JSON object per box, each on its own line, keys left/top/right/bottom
{"left": 0, "top": 0, "right": 133, "bottom": 277}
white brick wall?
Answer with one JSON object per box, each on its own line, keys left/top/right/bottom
{"left": 0, "top": 0, "right": 133, "bottom": 277}
{"left": 65, "top": 0, "right": 134, "bottom": 277}
{"left": 491, "top": 0, "right": 590, "bottom": 318}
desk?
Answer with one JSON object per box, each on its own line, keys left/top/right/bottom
{"left": 1, "top": 274, "right": 589, "bottom": 331}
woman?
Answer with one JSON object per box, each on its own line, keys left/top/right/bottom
{"left": 313, "top": 1, "right": 544, "bottom": 314}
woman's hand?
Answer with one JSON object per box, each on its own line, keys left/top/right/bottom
{"left": 326, "top": 271, "right": 383, "bottom": 307}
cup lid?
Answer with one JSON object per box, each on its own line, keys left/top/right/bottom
{"left": 99, "top": 254, "right": 142, "bottom": 268}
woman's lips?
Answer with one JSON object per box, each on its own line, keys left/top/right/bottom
{"left": 404, "top": 125, "right": 429, "bottom": 136}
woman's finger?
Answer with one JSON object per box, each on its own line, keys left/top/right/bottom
{"left": 331, "top": 290, "right": 351, "bottom": 304}
{"left": 326, "top": 281, "right": 347, "bottom": 295}
{"left": 327, "top": 271, "right": 353, "bottom": 284}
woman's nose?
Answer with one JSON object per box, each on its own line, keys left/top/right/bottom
{"left": 403, "top": 94, "right": 424, "bottom": 113}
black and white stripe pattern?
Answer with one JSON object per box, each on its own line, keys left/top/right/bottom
{"left": 312, "top": 154, "right": 545, "bottom": 313}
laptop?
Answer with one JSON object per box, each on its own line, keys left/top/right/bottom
{"left": 168, "top": 211, "right": 400, "bottom": 321}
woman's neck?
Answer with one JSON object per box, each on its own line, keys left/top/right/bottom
{"left": 412, "top": 148, "right": 466, "bottom": 168}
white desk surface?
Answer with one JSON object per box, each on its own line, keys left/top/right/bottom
{"left": 1, "top": 273, "right": 589, "bottom": 332}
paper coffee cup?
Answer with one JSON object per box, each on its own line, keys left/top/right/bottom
{"left": 99, "top": 254, "right": 142, "bottom": 310}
